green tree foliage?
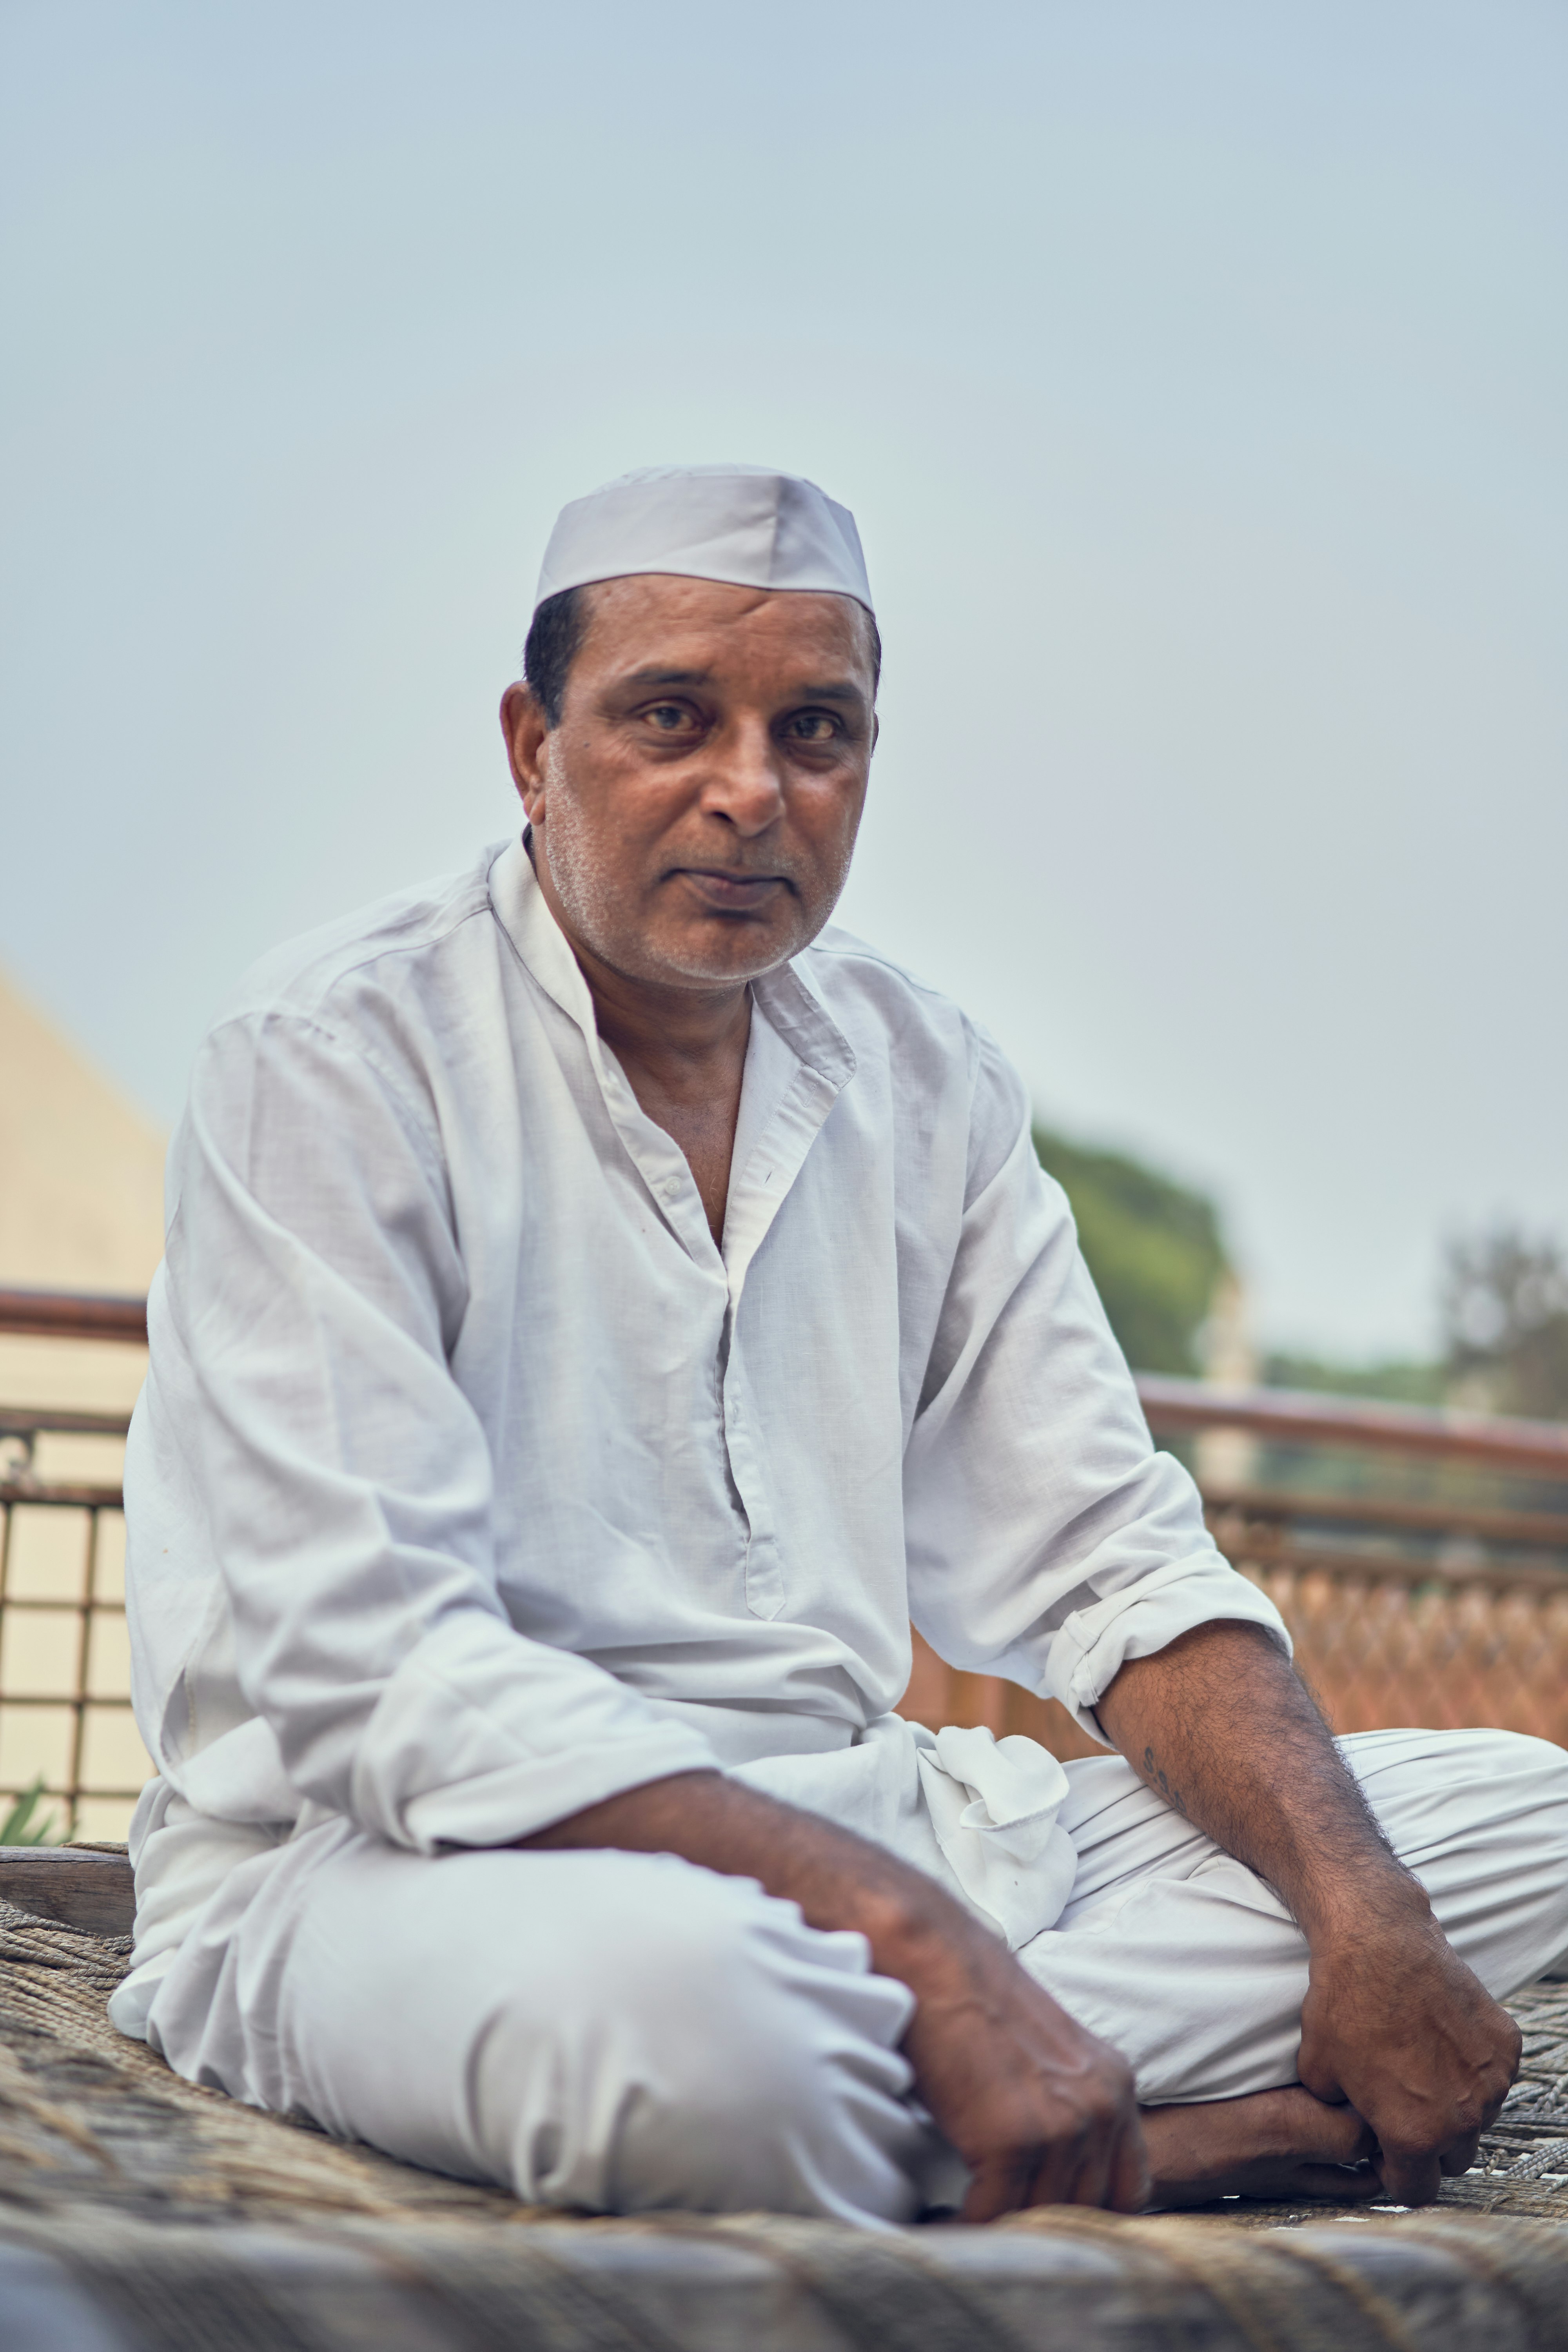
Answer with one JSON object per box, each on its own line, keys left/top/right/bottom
{"left": 1032, "top": 1124, "right": 1227, "bottom": 1375}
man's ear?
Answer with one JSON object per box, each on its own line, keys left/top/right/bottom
{"left": 499, "top": 682, "right": 550, "bottom": 820}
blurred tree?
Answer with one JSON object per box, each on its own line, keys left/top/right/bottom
{"left": 1442, "top": 1223, "right": 1568, "bottom": 1422}
{"left": 1032, "top": 1124, "right": 1227, "bottom": 1375}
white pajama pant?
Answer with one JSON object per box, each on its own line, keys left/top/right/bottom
{"left": 138, "top": 1727, "right": 1568, "bottom": 2229}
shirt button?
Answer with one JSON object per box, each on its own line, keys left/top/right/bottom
{"left": 660, "top": 1177, "right": 682, "bottom": 1201}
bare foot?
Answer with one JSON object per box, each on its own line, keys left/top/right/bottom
{"left": 1141, "top": 2085, "right": 1382, "bottom": 2209}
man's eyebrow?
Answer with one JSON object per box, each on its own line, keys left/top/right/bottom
{"left": 618, "top": 667, "right": 713, "bottom": 688}
{"left": 612, "top": 669, "right": 867, "bottom": 702}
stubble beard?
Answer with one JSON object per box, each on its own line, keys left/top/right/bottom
{"left": 539, "top": 762, "right": 853, "bottom": 990}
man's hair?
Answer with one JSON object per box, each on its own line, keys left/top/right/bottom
{"left": 523, "top": 588, "right": 590, "bottom": 730}
{"left": 522, "top": 584, "right": 882, "bottom": 731}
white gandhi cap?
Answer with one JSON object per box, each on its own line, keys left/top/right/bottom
{"left": 534, "top": 464, "right": 875, "bottom": 617}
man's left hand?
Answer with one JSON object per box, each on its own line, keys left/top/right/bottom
{"left": 1297, "top": 1887, "right": 1522, "bottom": 2205}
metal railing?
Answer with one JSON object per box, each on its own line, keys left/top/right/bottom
{"left": 0, "top": 1292, "right": 150, "bottom": 1837}
{"left": 0, "top": 1289, "right": 149, "bottom": 1346}
{"left": 1135, "top": 1373, "right": 1568, "bottom": 1479}
{"left": 1138, "top": 1372, "right": 1568, "bottom": 1573}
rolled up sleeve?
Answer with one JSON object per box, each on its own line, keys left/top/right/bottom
{"left": 142, "top": 1011, "right": 716, "bottom": 1849}
{"left": 902, "top": 1040, "right": 1289, "bottom": 1742}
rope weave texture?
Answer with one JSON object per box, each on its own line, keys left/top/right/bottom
{"left": 1, "top": 1897, "right": 1566, "bottom": 2349}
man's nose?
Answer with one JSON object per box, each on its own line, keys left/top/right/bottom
{"left": 700, "top": 720, "right": 786, "bottom": 833}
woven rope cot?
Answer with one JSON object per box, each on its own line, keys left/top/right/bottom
{"left": 2, "top": 1894, "right": 1567, "bottom": 2350}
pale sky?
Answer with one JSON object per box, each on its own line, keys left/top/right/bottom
{"left": 3, "top": 0, "right": 1563, "bottom": 1358}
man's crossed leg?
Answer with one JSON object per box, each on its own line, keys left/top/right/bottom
{"left": 143, "top": 1725, "right": 1568, "bottom": 2227}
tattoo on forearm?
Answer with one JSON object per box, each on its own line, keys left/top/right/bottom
{"left": 1141, "top": 1745, "right": 1189, "bottom": 1819}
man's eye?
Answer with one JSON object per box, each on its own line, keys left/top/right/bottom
{"left": 787, "top": 712, "right": 839, "bottom": 741}
{"left": 647, "top": 704, "right": 690, "bottom": 731}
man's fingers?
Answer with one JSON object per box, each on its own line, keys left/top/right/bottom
{"left": 1032, "top": 2085, "right": 1143, "bottom": 2210}
{"left": 1294, "top": 2048, "right": 1347, "bottom": 2109}
{"left": 1022, "top": 2123, "right": 1096, "bottom": 2209}
{"left": 1058, "top": 2126, "right": 1116, "bottom": 2211}
{"left": 1374, "top": 2147, "right": 1443, "bottom": 2207}
{"left": 1109, "top": 2116, "right": 1154, "bottom": 2214}
{"left": 958, "top": 2165, "right": 1013, "bottom": 2225}
{"left": 962, "top": 2107, "right": 1138, "bottom": 2220}
{"left": 918, "top": 1975, "right": 1142, "bottom": 2222}
{"left": 1073, "top": 2105, "right": 1152, "bottom": 2212}
{"left": 1299, "top": 1926, "right": 1522, "bottom": 2211}
{"left": 961, "top": 2144, "right": 1063, "bottom": 2224}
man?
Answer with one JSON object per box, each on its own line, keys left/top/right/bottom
{"left": 113, "top": 465, "right": 1568, "bottom": 2226}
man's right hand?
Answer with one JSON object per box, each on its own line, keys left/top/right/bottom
{"left": 888, "top": 1903, "right": 1149, "bottom": 2217}
{"left": 521, "top": 1768, "right": 1147, "bottom": 2218}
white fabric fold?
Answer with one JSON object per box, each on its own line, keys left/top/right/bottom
{"left": 913, "top": 1724, "right": 1077, "bottom": 1949}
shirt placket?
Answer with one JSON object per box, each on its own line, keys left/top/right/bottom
{"left": 503, "top": 865, "right": 856, "bottom": 1621}
{"left": 720, "top": 1053, "right": 851, "bottom": 1618}
{"left": 601, "top": 1025, "right": 852, "bottom": 1622}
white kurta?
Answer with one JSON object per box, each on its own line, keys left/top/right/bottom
{"left": 112, "top": 832, "right": 1288, "bottom": 2038}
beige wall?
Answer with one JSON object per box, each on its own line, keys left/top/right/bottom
{"left": 0, "top": 971, "right": 164, "bottom": 1412}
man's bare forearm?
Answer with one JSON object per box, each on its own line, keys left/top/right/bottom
{"left": 1096, "top": 1617, "right": 1521, "bottom": 2200}
{"left": 1094, "top": 1621, "right": 1425, "bottom": 1944}
{"left": 519, "top": 1770, "right": 955, "bottom": 1970}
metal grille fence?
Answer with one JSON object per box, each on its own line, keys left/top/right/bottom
{"left": 1230, "top": 1544, "right": 1568, "bottom": 1744}
{"left": 0, "top": 1403, "right": 147, "bottom": 1840}
{"left": 0, "top": 1292, "right": 150, "bottom": 1840}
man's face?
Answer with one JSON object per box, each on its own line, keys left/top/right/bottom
{"left": 501, "top": 575, "right": 877, "bottom": 991}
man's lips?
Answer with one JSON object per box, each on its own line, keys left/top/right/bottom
{"left": 672, "top": 867, "right": 789, "bottom": 911}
